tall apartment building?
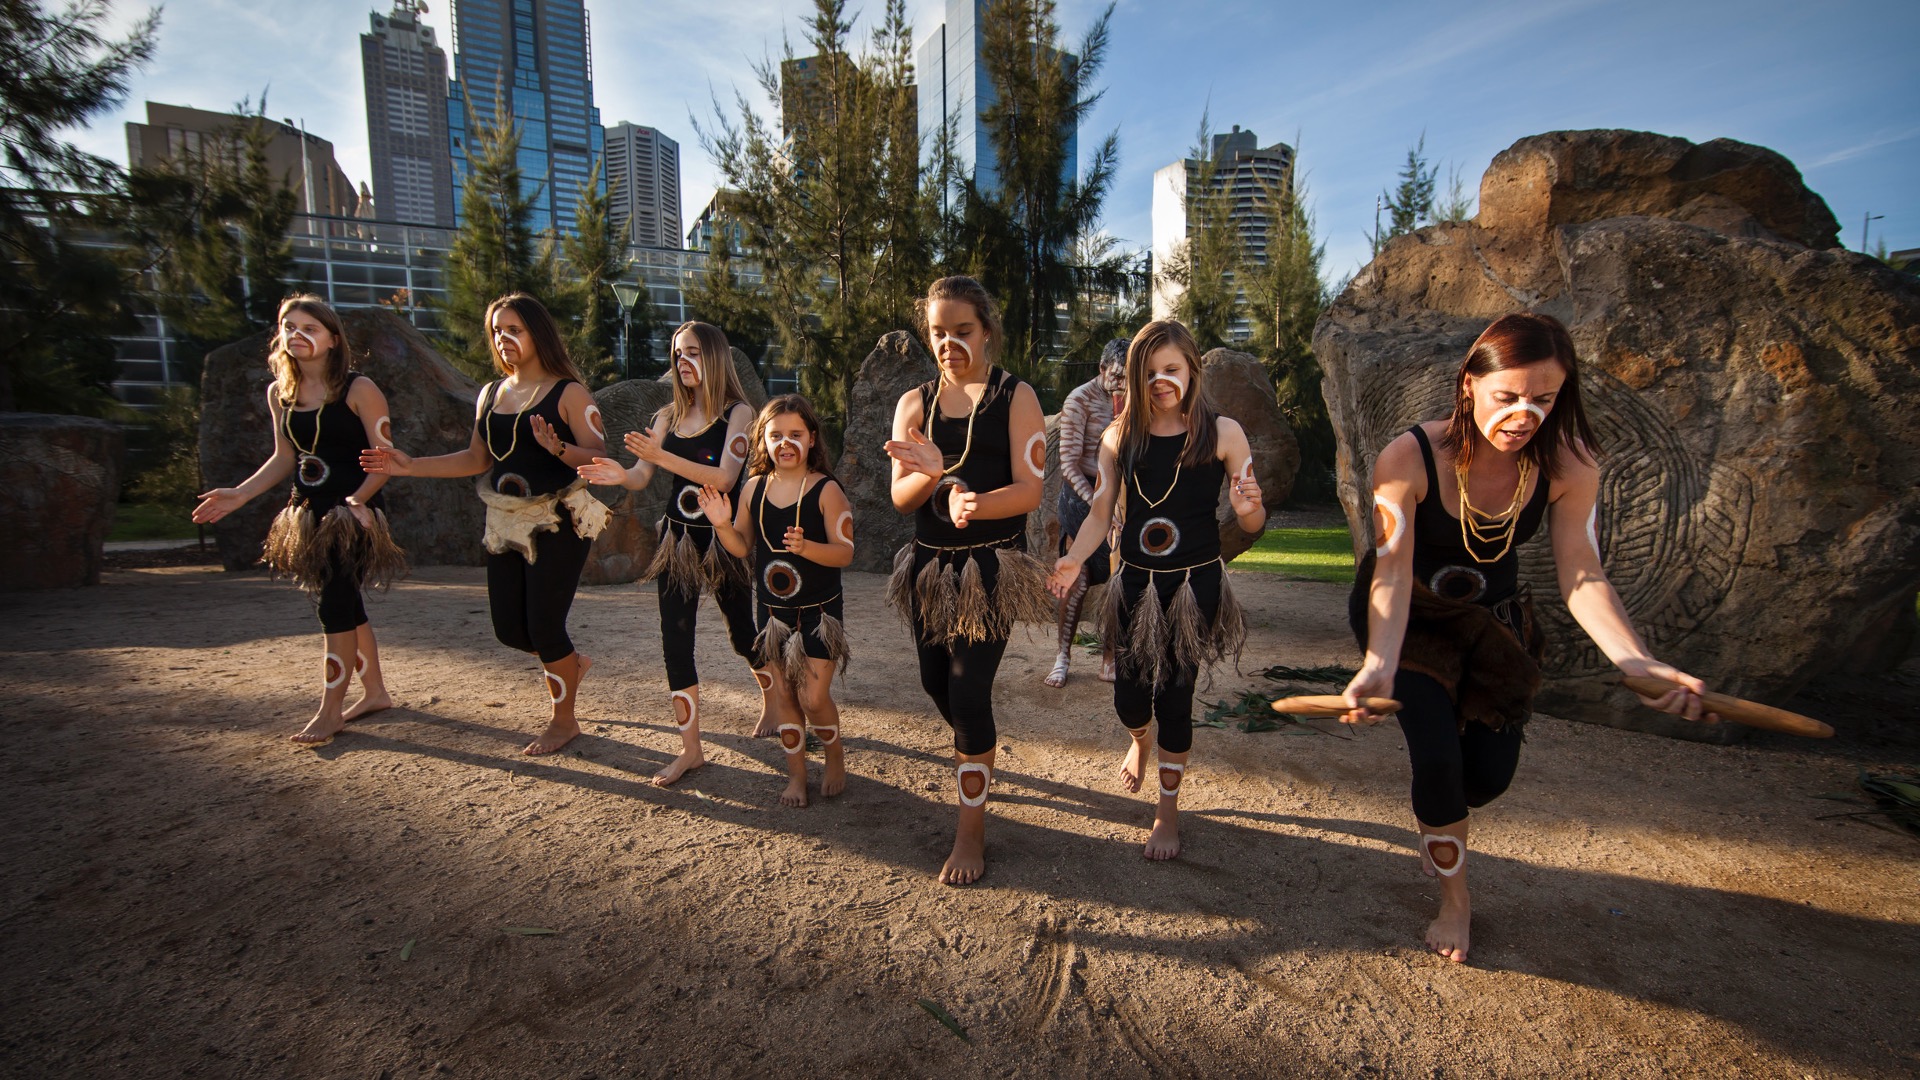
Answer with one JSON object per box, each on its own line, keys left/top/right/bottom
{"left": 125, "top": 102, "right": 361, "bottom": 216}
{"left": 361, "top": 1, "right": 454, "bottom": 226}
{"left": 604, "top": 122, "right": 681, "bottom": 249}
{"left": 447, "top": 0, "right": 602, "bottom": 234}
{"left": 1150, "top": 125, "right": 1296, "bottom": 322}
{"left": 916, "top": 0, "right": 1076, "bottom": 198}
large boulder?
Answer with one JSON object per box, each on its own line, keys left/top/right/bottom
{"left": 835, "top": 331, "right": 936, "bottom": 573}
{"left": 580, "top": 346, "right": 770, "bottom": 585}
{"left": 1315, "top": 129, "right": 1920, "bottom": 739}
{"left": 1202, "top": 348, "right": 1300, "bottom": 559}
{"left": 199, "top": 309, "right": 485, "bottom": 571}
{"left": 0, "top": 413, "right": 123, "bottom": 590}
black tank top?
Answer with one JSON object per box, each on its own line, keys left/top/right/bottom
{"left": 1408, "top": 425, "right": 1549, "bottom": 606}
{"left": 660, "top": 400, "right": 750, "bottom": 527}
{"left": 480, "top": 378, "right": 579, "bottom": 497}
{"left": 286, "top": 371, "right": 378, "bottom": 511}
{"left": 1119, "top": 430, "right": 1224, "bottom": 568}
{"left": 915, "top": 367, "right": 1029, "bottom": 547}
{"left": 745, "top": 473, "right": 841, "bottom": 607}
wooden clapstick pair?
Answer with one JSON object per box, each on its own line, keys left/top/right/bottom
{"left": 1617, "top": 676, "right": 1833, "bottom": 738}
{"left": 1272, "top": 681, "right": 1832, "bottom": 739}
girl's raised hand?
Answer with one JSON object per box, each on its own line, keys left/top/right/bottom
{"left": 577, "top": 457, "right": 628, "bottom": 486}
{"left": 360, "top": 445, "right": 412, "bottom": 476}
{"left": 1229, "top": 459, "right": 1262, "bottom": 517}
{"left": 693, "top": 484, "right": 731, "bottom": 523}
{"left": 883, "top": 425, "right": 943, "bottom": 478}
{"left": 625, "top": 428, "right": 664, "bottom": 464}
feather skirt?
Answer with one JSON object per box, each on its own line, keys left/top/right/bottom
{"left": 887, "top": 542, "right": 1054, "bottom": 647}
{"left": 261, "top": 500, "right": 407, "bottom": 597}
{"left": 1103, "top": 562, "right": 1244, "bottom": 691}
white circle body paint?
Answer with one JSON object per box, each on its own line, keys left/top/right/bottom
{"left": 1374, "top": 499, "right": 1407, "bottom": 557}
{"left": 834, "top": 510, "right": 854, "bottom": 543}
{"left": 374, "top": 416, "right": 393, "bottom": 447}
{"left": 323, "top": 653, "right": 348, "bottom": 689}
{"left": 956, "top": 761, "right": 991, "bottom": 807}
{"left": 671, "top": 689, "right": 697, "bottom": 728}
{"left": 727, "top": 433, "right": 750, "bottom": 462}
{"left": 583, "top": 405, "right": 605, "bottom": 440}
{"left": 809, "top": 725, "right": 839, "bottom": 746}
{"left": 544, "top": 670, "right": 568, "bottom": 704}
{"left": 354, "top": 651, "right": 368, "bottom": 677}
{"left": 1023, "top": 431, "right": 1046, "bottom": 479}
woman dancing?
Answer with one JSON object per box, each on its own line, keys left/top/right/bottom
{"left": 193, "top": 295, "right": 405, "bottom": 747}
{"left": 883, "top": 275, "right": 1049, "bottom": 885}
{"left": 1048, "top": 320, "right": 1263, "bottom": 859}
{"left": 1341, "top": 311, "right": 1717, "bottom": 963}
{"left": 361, "top": 293, "right": 608, "bottom": 755}
{"left": 1045, "top": 337, "right": 1127, "bottom": 688}
{"left": 698, "top": 394, "right": 854, "bottom": 807}
{"left": 579, "top": 320, "right": 757, "bottom": 785}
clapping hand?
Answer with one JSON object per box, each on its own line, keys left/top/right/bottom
{"left": 883, "top": 426, "right": 943, "bottom": 478}
{"left": 577, "top": 457, "right": 629, "bottom": 486}
{"left": 693, "top": 484, "right": 731, "bottom": 524}
{"left": 626, "top": 428, "right": 665, "bottom": 465}
{"left": 531, "top": 414, "right": 565, "bottom": 458}
{"left": 782, "top": 525, "right": 809, "bottom": 557}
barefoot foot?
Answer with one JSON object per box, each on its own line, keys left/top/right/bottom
{"left": 1426, "top": 898, "right": 1471, "bottom": 963}
{"left": 342, "top": 692, "right": 392, "bottom": 723}
{"left": 1118, "top": 734, "right": 1148, "bottom": 793}
{"left": 939, "top": 832, "right": 986, "bottom": 886}
{"left": 780, "top": 776, "right": 808, "bottom": 808}
{"left": 821, "top": 744, "right": 846, "bottom": 798}
{"left": 290, "top": 711, "right": 346, "bottom": 747}
{"left": 1043, "top": 653, "right": 1070, "bottom": 689}
{"left": 1144, "top": 816, "right": 1181, "bottom": 860}
{"left": 653, "top": 748, "right": 705, "bottom": 786}
{"left": 523, "top": 717, "right": 580, "bottom": 756}
{"left": 752, "top": 716, "right": 778, "bottom": 738}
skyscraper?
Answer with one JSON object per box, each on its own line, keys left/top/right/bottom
{"left": 361, "top": 1, "right": 453, "bottom": 227}
{"left": 1151, "top": 125, "right": 1295, "bottom": 323}
{"left": 447, "top": 0, "right": 603, "bottom": 234}
{"left": 916, "top": 0, "right": 1076, "bottom": 197}
{"left": 603, "top": 122, "right": 680, "bottom": 249}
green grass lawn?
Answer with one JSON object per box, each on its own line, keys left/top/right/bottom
{"left": 1235, "top": 526, "right": 1356, "bottom": 583}
{"left": 109, "top": 501, "right": 200, "bottom": 543}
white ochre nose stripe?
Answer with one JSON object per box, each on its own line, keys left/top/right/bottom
{"left": 1484, "top": 402, "right": 1545, "bottom": 429}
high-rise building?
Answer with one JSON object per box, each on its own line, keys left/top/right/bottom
{"left": 686, "top": 190, "right": 747, "bottom": 255}
{"left": 362, "top": 1, "right": 453, "bottom": 226}
{"left": 447, "top": 0, "right": 603, "bottom": 234}
{"left": 125, "top": 102, "right": 361, "bottom": 217}
{"left": 1151, "top": 125, "right": 1295, "bottom": 323}
{"left": 604, "top": 122, "right": 680, "bottom": 249}
{"left": 916, "top": 0, "right": 1076, "bottom": 197}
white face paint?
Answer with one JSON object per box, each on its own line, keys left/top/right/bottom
{"left": 1149, "top": 372, "right": 1186, "bottom": 397}
{"left": 284, "top": 325, "right": 322, "bottom": 355}
{"left": 929, "top": 331, "right": 975, "bottom": 379}
{"left": 543, "top": 670, "right": 568, "bottom": 704}
{"left": 1022, "top": 431, "right": 1046, "bottom": 479}
{"left": 1481, "top": 401, "right": 1546, "bottom": 433}
{"left": 1373, "top": 498, "right": 1407, "bottom": 558}
{"left": 583, "top": 405, "right": 605, "bottom": 441}
{"left": 765, "top": 432, "right": 805, "bottom": 463}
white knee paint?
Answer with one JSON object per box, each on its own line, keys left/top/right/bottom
{"left": 808, "top": 725, "right": 839, "bottom": 746}
{"left": 778, "top": 723, "right": 806, "bottom": 756}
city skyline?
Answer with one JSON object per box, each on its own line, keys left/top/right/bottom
{"left": 68, "top": 0, "right": 1920, "bottom": 278}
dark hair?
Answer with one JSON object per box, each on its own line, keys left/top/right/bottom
{"left": 483, "top": 293, "right": 584, "bottom": 383}
{"left": 1439, "top": 312, "right": 1599, "bottom": 477}
{"left": 915, "top": 275, "right": 1003, "bottom": 367}
{"left": 268, "top": 293, "right": 351, "bottom": 407}
{"left": 748, "top": 393, "right": 835, "bottom": 480}
{"left": 1117, "top": 319, "right": 1220, "bottom": 474}
{"left": 1098, "top": 338, "right": 1130, "bottom": 372}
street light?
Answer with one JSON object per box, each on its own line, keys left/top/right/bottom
{"left": 610, "top": 281, "right": 642, "bottom": 380}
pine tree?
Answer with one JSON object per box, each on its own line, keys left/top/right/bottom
{"left": 1433, "top": 162, "right": 1475, "bottom": 223}
{"left": 957, "top": 0, "right": 1121, "bottom": 386}
{"left": 1376, "top": 134, "right": 1437, "bottom": 249}
{"left": 554, "top": 161, "right": 626, "bottom": 387}
{"left": 440, "top": 87, "right": 541, "bottom": 379}
{"left": 1240, "top": 145, "right": 1333, "bottom": 501}
{"left": 0, "top": 0, "right": 158, "bottom": 414}
{"left": 1159, "top": 115, "right": 1246, "bottom": 350}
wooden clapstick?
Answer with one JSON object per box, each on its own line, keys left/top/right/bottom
{"left": 1271, "top": 694, "right": 1402, "bottom": 717}
{"left": 1618, "top": 677, "right": 1833, "bottom": 738}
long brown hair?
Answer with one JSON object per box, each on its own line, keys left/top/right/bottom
{"left": 747, "top": 393, "right": 836, "bottom": 480}
{"left": 484, "top": 292, "right": 584, "bottom": 383}
{"left": 1117, "top": 319, "right": 1220, "bottom": 475}
{"left": 915, "top": 275, "right": 1003, "bottom": 378}
{"left": 1439, "top": 312, "right": 1599, "bottom": 477}
{"left": 268, "top": 294, "right": 350, "bottom": 408}
{"left": 664, "top": 320, "right": 748, "bottom": 429}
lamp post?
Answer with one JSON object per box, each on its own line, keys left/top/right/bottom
{"left": 1862, "top": 212, "right": 1884, "bottom": 253}
{"left": 610, "top": 281, "right": 641, "bottom": 380}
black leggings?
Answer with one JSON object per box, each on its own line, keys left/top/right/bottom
{"left": 1112, "top": 562, "right": 1220, "bottom": 755}
{"left": 487, "top": 519, "right": 591, "bottom": 664}
{"left": 314, "top": 543, "right": 368, "bottom": 635}
{"left": 912, "top": 545, "right": 1007, "bottom": 756}
{"left": 1396, "top": 669, "right": 1524, "bottom": 826}
{"left": 660, "top": 574, "right": 755, "bottom": 691}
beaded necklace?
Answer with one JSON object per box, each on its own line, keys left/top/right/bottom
{"left": 1129, "top": 425, "right": 1193, "bottom": 509}
{"left": 934, "top": 367, "right": 995, "bottom": 478}
{"left": 484, "top": 378, "right": 547, "bottom": 462}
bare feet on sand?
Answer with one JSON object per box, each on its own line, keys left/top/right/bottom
{"left": 341, "top": 692, "right": 392, "bottom": 723}
{"left": 1144, "top": 814, "right": 1181, "bottom": 860}
{"left": 290, "top": 709, "right": 345, "bottom": 747}
{"left": 523, "top": 718, "right": 579, "bottom": 755}
{"left": 1427, "top": 895, "right": 1471, "bottom": 963}
{"left": 1044, "top": 654, "right": 1070, "bottom": 688}
{"left": 940, "top": 817, "right": 986, "bottom": 886}
{"left": 780, "top": 775, "right": 808, "bottom": 808}
{"left": 821, "top": 744, "right": 846, "bottom": 798}
{"left": 1118, "top": 733, "right": 1148, "bottom": 793}
{"left": 653, "top": 748, "right": 705, "bottom": 786}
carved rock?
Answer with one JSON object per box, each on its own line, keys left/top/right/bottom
{"left": 835, "top": 331, "right": 936, "bottom": 573}
{"left": 1201, "top": 348, "right": 1300, "bottom": 560}
{"left": 1315, "top": 129, "right": 1920, "bottom": 739}
{"left": 0, "top": 413, "right": 123, "bottom": 590}
{"left": 199, "top": 309, "right": 485, "bottom": 571}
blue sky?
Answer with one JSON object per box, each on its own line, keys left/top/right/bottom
{"left": 73, "top": 0, "right": 1920, "bottom": 281}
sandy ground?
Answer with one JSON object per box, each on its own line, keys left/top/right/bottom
{"left": 2, "top": 557, "right": 1917, "bottom": 1079}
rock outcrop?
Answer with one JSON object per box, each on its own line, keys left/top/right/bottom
{"left": 199, "top": 309, "right": 485, "bottom": 571}
{"left": 1201, "top": 348, "right": 1300, "bottom": 559}
{"left": 835, "top": 332, "right": 936, "bottom": 574}
{"left": 1315, "top": 129, "right": 1920, "bottom": 739}
{"left": 0, "top": 413, "right": 123, "bottom": 590}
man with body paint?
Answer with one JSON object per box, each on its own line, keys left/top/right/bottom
{"left": 1341, "top": 311, "right": 1718, "bottom": 964}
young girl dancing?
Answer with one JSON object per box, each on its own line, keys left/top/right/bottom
{"left": 579, "top": 321, "right": 758, "bottom": 785}
{"left": 884, "top": 276, "right": 1049, "bottom": 885}
{"left": 698, "top": 394, "right": 854, "bottom": 807}
{"left": 193, "top": 294, "right": 405, "bottom": 746}
{"left": 1049, "top": 319, "right": 1264, "bottom": 860}
{"left": 361, "top": 293, "right": 608, "bottom": 755}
